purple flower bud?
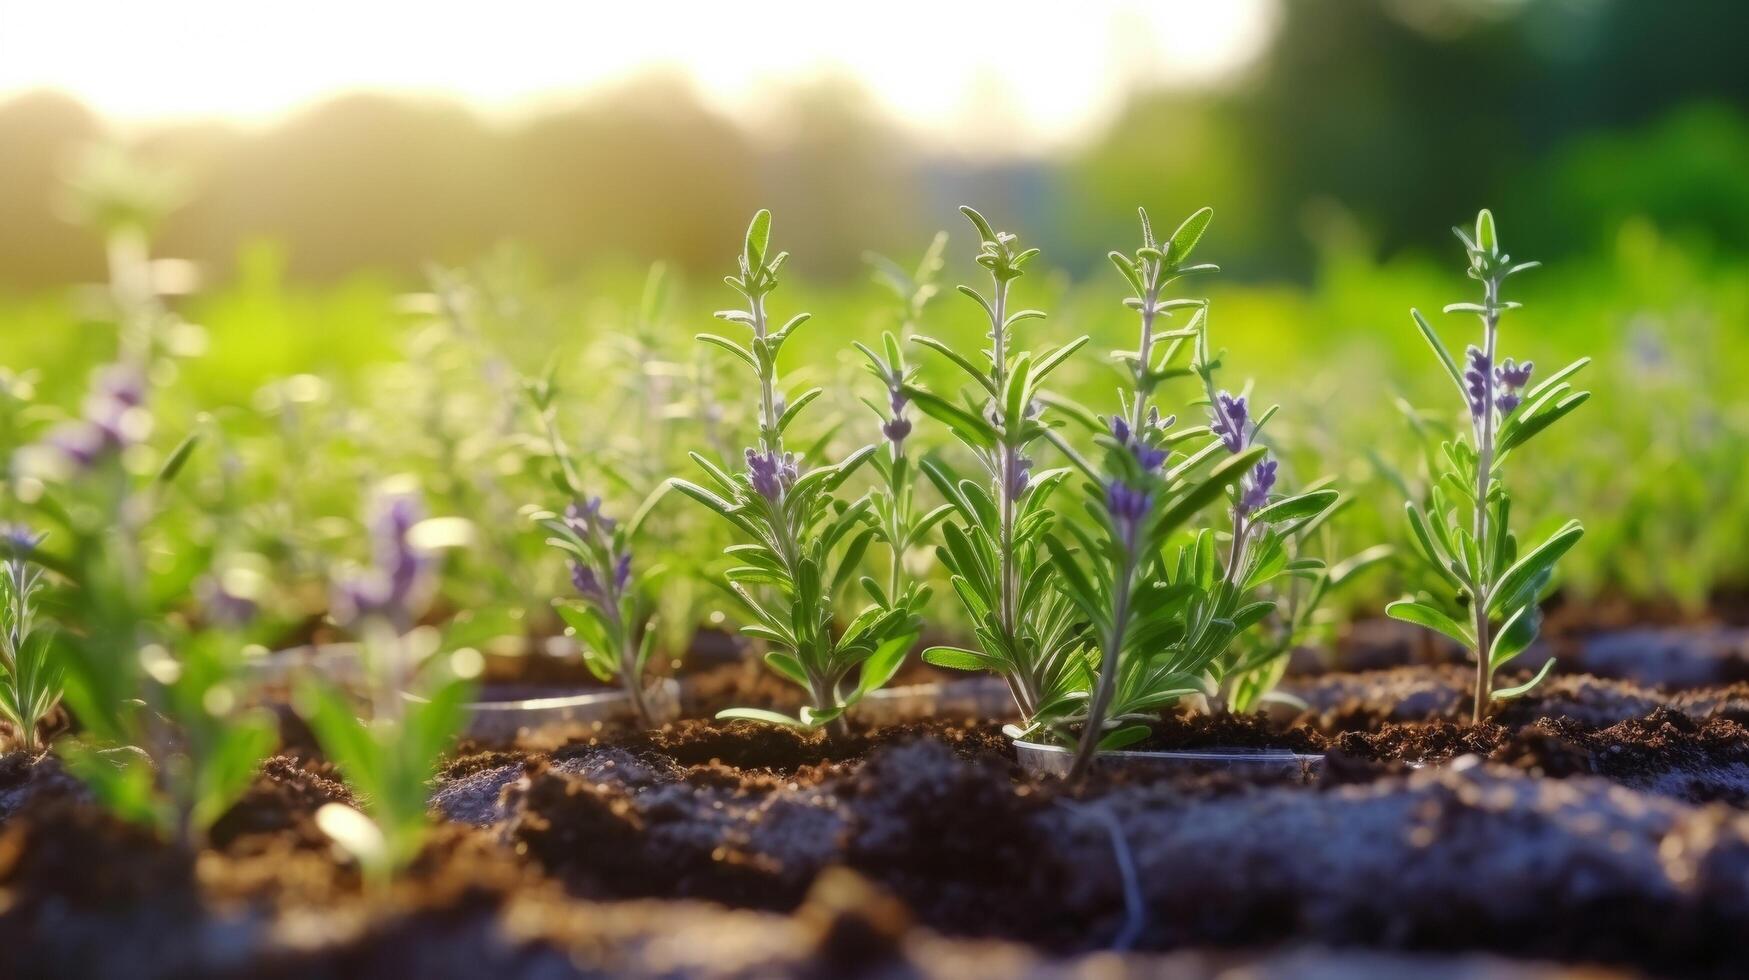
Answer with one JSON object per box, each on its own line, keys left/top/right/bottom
{"left": 334, "top": 488, "right": 433, "bottom": 630}
{"left": 613, "top": 551, "right": 633, "bottom": 593}
{"left": 1212, "top": 392, "right": 1249, "bottom": 453}
{"left": 1, "top": 525, "right": 42, "bottom": 557}
{"left": 1004, "top": 450, "right": 1033, "bottom": 500}
{"left": 1496, "top": 358, "right": 1534, "bottom": 391}
{"left": 1237, "top": 457, "right": 1278, "bottom": 516}
{"left": 1110, "top": 416, "right": 1131, "bottom": 447}
{"left": 882, "top": 416, "right": 912, "bottom": 446}
{"left": 745, "top": 448, "right": 796, "bottom": 502}
{"left": 92, "top": 365, "right": 145, "bottom": 410}
{"left": 888, "top": 387, "right": 909, "bottom": 415}
{"left": 565, "top": 496, "right": 617, "bottom": 540}
{"left": 43, "top": 422, "right": 108, "bottom": 469}
{"left": 1105, "top": 479, "right": 1151, "bottom": 547}
{"left": 1496, "top": 393, "right": 1521, "bottom": 414}
{"left": 570, "top": 560, "right": 602, "bottom": 599}
{"left": 198, "top": 575, "right": 259, "bottom": 629}
{"left": 1464, "top": 346, "right": 1493, "bottom": 420}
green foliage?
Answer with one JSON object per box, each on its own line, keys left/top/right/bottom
{"left": 301, "top": 626, "right": 472, "bottom": 885}
{"left": 676, "top": 212, "right": 926, "bottom": 734}
{"left": 909, "top": 207, "right": 1091, "bottom": 725}
{"left": 1388, "top": 211, "right": 1587, "bottom": 721}
{"left": 0, "top": 531, "right": 61, "bottom": 753}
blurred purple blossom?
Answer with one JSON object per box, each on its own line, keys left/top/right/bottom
{"left": 198, "top": 575, "right": 259, "bottom": 629}
{"left": 1237, "top": 457, "right": 1278, "bottom": 516}
{"left": 33, "top": 363, "right": 151, "bottom": 472}
{"left": 1105, "top": 479, "right": 1151, "bottom": 547}
{"left": 1211, "top": 392, "right": 1248, "bottom": 453}
{"left": 333, "top": 489, "right": 432, "bottom": 631}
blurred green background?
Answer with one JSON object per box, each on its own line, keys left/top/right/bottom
{"left": 2, "top": 0, "right": 1745, "bottom": 637}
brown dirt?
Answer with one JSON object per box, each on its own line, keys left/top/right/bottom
{"left": 8, "top": 625, "right": 1749, "bottom": 975}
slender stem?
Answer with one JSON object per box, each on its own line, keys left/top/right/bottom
{"left": 1130, "top": 275, "right": 1159, "bottom": 434}
{"left": 989, "top": 279, "right": 1026, "bottom": 710}
{"left": 1470, "top": 277, "right": 1501, "bottom": 723}
{"left": 1068, "top": 545, "right": 1136, "bottom": 784}
{"left": 749, "top": 291, "right": 782, "bottom": 456}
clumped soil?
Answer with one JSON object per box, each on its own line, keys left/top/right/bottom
{"left": 6, "top": 626, "right": 1749, "bottom": 976}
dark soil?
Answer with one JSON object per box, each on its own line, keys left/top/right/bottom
{"left": 6, "top": 625, "right": 1749, "bottom": 976}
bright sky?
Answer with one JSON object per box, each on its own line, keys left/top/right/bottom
{"left": 0, "top": 0, "right": 1276, "bottom": 149}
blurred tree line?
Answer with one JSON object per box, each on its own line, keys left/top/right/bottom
{"left": 1, "top": 0, "right": 1746, "bottom": 288}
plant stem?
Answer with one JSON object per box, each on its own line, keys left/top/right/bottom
{"left": 1068, "top": 545, "right": 1136, "bottom": 784}
{"left": 989, "top": 278, "right": 1028, "bottom": 714}
{"left": 1470, "top": 276, "right": 1501, "bottom": 724}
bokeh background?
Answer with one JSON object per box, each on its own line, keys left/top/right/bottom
{"left": 1, "top": 0, "right": 1745, "bottom": 636}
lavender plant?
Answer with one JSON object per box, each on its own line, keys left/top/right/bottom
{"left": 531, "top": 495, "right": 664, "bottom": 726}
{"left": 1388, "top": 210, "right": 1589, "bottom": 722}
{"left": 29, "top": 399, "right": 274, "bottom": 846}
{"left": 854, "top": 237, "right": 952, "bottom": 603}
{"left": 906, "top": 207, "right": 1092, "bottom": 726}
{"left": 673, "top": 211, "right": 926, "bottom": 736}
{"left": 1043, "top": 209, "right": 1274, "bottom": 780}
{"left": 1188, "top": 312, "right": 1354, "bottom": 715}
{"left": 303, "top": 485, "right": 475, "bottom": 882}
{"left": 0, "top": 527, "right": 60, "bottom": 754}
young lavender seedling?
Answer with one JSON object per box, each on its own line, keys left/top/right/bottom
{"left": 1045, "top": 208, "right": 1269, "bottom": 781}
{"left": 0, "top": 527, "right": 61, "bottom": 754}
{"left": 1188, "top": 306, "right": 1355, "bottom": 715}
{"left": 673, "top": 211, "right": 926, "bottom": 736}
{"left": 906, "top": 207, "right": 1092, "bottom": 726}
{"left": 532, "top": 496, "right": 664, "bottom": 726}
{"left": 1388, "top": 210, "right": 1589, "bottom": 722}
{"left": 525, "top": 370, "right": 669, "bottom": 728}
{"left": 304, "top": 485, "right": 475, "bottom": 883}
{"left": 855, "top": 233, "right": 953, "bottom": 603}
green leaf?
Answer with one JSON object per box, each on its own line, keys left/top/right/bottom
{"left": 1497, "top": 391, "right": 1590, "bottom": 456}
{"left": 1490, "top": 603, "right": 1540, "bottom": 668}
{"left": 1386, "top": 599, "right": 1474, "bottom": 647}
{"left": 1251, "top": 489, "right": 1338, "bottom": 527}
{"left": 921, "top": 646, "right": 988, "bottom": 671}
{"left": 744, "top": 209, "right": 772, "bottom": 270}
{"left": 1098, "top": 724, "right": 1152, "bottom": 751}
{"left": 1492, "top": 657, "right": 1555, "bottom": 701}
{"left": 1410, "top": 309, "right": 1467, "bottom": 403}
{"left": 909, "top": 336, "right": 997, "bottom": 394}
{"left": 716, "top": 707, "right": 809, "bottom": 728}
{"left": 156, "top": 432, "right": 200, "bottom": 485}
{"left": 763, "top": 652, "right": 809, "bottom": 686}
{"left": 1165, "top": 207, "right": 1213, "bottom": 266}
{"left": 696, "top": 333, "right": 757, "bottom": 371}
{"left": 1488, "top": 520, "right": 1582, "bottom": 615}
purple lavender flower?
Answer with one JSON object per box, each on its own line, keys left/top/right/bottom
{"left": 1105, "top": 479, "right": 1151, "bottom": 548}
{"left": 333, "top": 489, "right": 433, "bottom": 630}
{"left": 1464, "top": 346, "right": 1494, "bottom": 420}
{"left": 881, "top": 415, "right": 912, "bottom": 447}
{"left": 1, "top": 525, "right": 41, "bottom": 558}
{"left": 1495, "top": 358, "right": 1533, "bottom": 414}
{"left": 745, "top": 448, "right": 797, "bottom": 501}
{"left": 197, "top": 575, "right": 259, "bottom": 628}
{"left": 1110, "top": 414, "right": 1168, "bottom": 472}
{"left": 1004, "top": 450, "right": 1033, "bottom": 499}
{"left": 565, "top": 496, "right": 617, "bottom": 540}
{"left": 570, "top": 560, "right": 602, "bottom": 600}
{"left": 1237, "top": 457, "right": 1278, "bottom": 516}
{"left": 1211, "top": 392, "right": 1248, "bottom": 453}
{"left": 612, "top": 551, "right": 633, "bottom": 593}
{"left": 32, "top": 363, "right": 152, "bottom": 472}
